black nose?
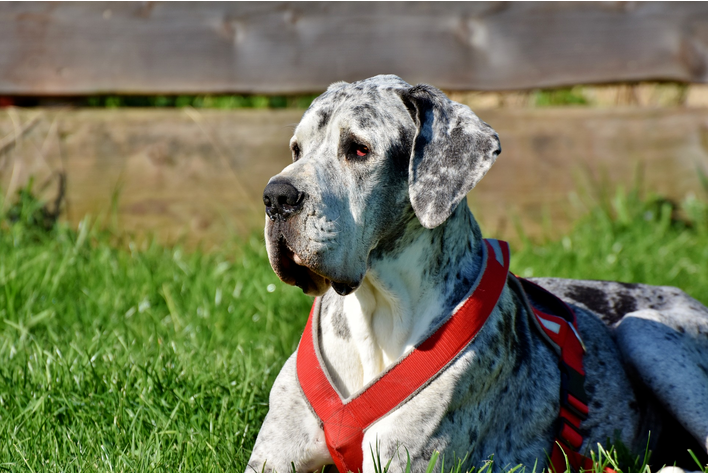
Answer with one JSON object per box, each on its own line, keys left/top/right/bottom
{"left": 263, "top": 180, "right": 305, "bottom": 221}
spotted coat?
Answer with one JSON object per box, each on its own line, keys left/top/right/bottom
{"left": 248, "top": 75, "right": 708, "bottom": 472}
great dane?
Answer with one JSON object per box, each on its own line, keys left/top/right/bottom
{"left": 247, "top": 75, "right": 708, "bottom": 472}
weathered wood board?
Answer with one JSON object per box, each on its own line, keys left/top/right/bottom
{"left": 0, "top": 107, "right": 706, "bottom": 248}
{"left": 468, "top": 108, "right": 708, "bottom": 240}
{"left": 0, "top": 2, "right": 706, "bottom": 95}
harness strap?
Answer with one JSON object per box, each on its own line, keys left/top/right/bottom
{"left": 297, "top": 239, "right": 510, "bottom": 473}
{"left": 297, "top": 241, "right": 605, "bottom": 473}
{"left": 515, "top": 277, "right": 598, "bottom": 473}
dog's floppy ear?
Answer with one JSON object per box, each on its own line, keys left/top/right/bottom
{"left": 398, "top": 84, "right": 501, "bottom": 229}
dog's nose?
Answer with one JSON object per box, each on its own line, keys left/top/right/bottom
{"left": 263, "top": 180, "right": 305, "bottom": 221}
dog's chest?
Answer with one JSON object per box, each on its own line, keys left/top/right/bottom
{"left": 359, "top": 306, "right": 561, "bottom": 471}
{"left": 318, "top": 288, "right": 451, "bottom": 396}
{"left": 313, "top": 288, "right": 563, "bottom": 471}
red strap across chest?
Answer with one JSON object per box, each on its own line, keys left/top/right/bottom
{"left": 296, "top": 240, "right": 601, "bottom": 473}
{"left": 296, "top": 239, "right": 510, "bottom": 473}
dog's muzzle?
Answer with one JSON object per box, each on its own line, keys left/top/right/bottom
{"left": 263, "top": 178, "right": 331, "bottom": 296}
{"left": 263, "top": 179, "right": 360, "bottom": 296}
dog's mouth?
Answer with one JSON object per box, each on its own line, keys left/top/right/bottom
{"left": 270, "top": 237, "right": 358, "bottom": 297}
{"left": 271, "top": 238, "right": 329, "bottom": 296}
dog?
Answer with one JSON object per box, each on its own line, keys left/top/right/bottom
{"left": 247, "top": 75, "right": 708, "bottom": 472}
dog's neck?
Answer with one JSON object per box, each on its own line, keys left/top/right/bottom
{"left": 337, "top": 203, "right": 484, "bottom": 389}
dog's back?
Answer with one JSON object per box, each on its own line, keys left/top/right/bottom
{"left": 531, "top": 278, "right": 708, "bottom": 468}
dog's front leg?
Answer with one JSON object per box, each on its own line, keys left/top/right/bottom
{"left": 246, "top": 355, "right": 333, "bottom": 473}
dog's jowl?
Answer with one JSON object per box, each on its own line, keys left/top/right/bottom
{"left": 248, "top": 75, "right": 708, "bottom": 472}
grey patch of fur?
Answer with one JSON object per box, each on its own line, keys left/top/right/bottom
{"left": 322, "top": 291, "right": 349, "bottom": 340}
{"left": 529, "top": 278, "right": 707, "bottom": 332}
{"left": 617, "top": 312, "right": 708, "bottom": 446}
{"left": 399, "top": 84, "right": 501, "bottom": 229}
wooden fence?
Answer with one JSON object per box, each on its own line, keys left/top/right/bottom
{"left": 0, "top": 2, "right": 706, "bottom": 246}
{"left": 0, "top": 2, "right": 706, "bottom": 95}
{"left": 1, "top": 107, "right": 705, "bottom": 246}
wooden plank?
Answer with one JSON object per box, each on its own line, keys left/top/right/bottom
{"left": 0, "top": 2, "right": 706, "bottom": 96}
{"left": 469, "top": 108, "right": 708, "bottom": 240}
{"left": 0, "top": 107, "right": 706, "bottom": 248}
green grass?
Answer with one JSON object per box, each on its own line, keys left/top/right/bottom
{"left": 0, "top": 192, "right": 313, "bottom": 471}
{"left": 510, "top": 189, "right": 707, "bottom": 305}
{"left": 0, "top": 187, "right": 706, "bottom": 471}
{"left": 532, "top": 87, "right": 589, "bottom": 107}
{"left": 85, "top": 94, "right": 320, "bottom": 109}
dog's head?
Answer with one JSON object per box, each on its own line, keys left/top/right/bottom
{"left": 263, "top": 75, "right": 500, "bottom": 296}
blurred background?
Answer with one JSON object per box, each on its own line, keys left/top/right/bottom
{"left": 0, "top": 1, "right": 706, "bottom": 246}
{"left": 0, "top": 2, "right": 707, "bottom": 471}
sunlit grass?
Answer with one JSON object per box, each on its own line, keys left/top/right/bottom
{"left": 511, "top": 190, "right": 707, "bottom": 305}
{"left": 0, "top": 187, "right": 706, "bottom": 471}
{"left": 0, "top": 194, "right": 312, "bottom": 471}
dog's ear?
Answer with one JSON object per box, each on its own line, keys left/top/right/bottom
{"left": 398, "top": 84, "right": 501, "bottom": 229}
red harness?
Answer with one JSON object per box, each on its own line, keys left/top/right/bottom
{"left": 516, "top": 277, "right": 594, "bottom": 472}
{"left": 296, "top": 239, "right": 594, "bottom": 472}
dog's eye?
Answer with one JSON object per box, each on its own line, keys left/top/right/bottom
{"left": 346, "top": 142, "right": 370, "bottom": 161}
{"left": 291, "top": 143, "right": 301, "bottom": 162}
